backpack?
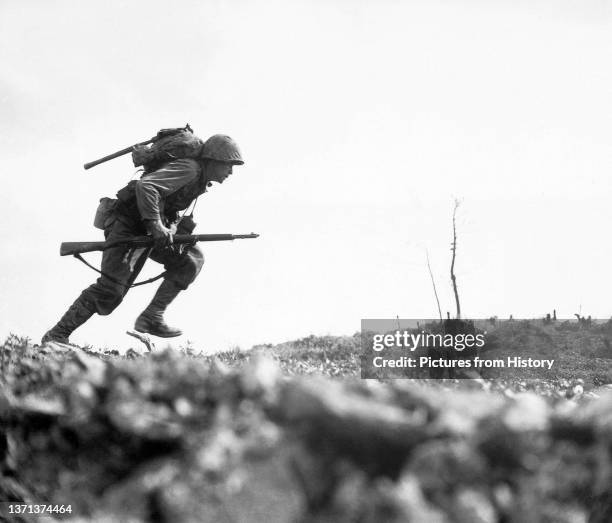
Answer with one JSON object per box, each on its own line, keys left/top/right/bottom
{"left": 131, "top": 127, "right": 204, "bottom": 173}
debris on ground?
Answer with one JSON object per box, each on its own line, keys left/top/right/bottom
{"left": 1, "top": 333, "right": 612, "bottom": 522}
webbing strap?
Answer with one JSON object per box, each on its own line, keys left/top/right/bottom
{"left": 73, "top": 253, "right": 166, "bottom": 288}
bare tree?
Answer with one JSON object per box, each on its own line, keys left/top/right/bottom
{"left": 425, "top": 249, "right": 443, "bottom": 322}
{"left": 450, "top": 199, "right": 461, "bottom": 319}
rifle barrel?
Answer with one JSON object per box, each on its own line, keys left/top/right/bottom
{"left": 187, "top": 233, "right": 259, "bottom": 242}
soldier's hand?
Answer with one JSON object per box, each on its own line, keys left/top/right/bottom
{"left": 146, "top": 219, "right": 173, "bottom": 249}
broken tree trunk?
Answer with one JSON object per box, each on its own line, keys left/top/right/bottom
{"left": 450, "top": 199, "right": 461, "bottom": 319}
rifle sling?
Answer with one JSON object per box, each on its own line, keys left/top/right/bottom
{"left": 73, "top": 253, "right": 166, "bottom": 288}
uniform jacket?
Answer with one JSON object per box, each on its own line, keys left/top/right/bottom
{"left": 116, "top": 158, "right": 207, "bottom": 227}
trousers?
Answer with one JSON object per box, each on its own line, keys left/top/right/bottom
{"left": 78, "top": 214, "right": 204, "bottom": 316}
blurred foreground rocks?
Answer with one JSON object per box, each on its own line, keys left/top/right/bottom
{"left": 1, "top": 335, "right": 612, "bottom": 522}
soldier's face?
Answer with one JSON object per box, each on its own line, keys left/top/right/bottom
{"left": 207, "top": 161, "right": 234, "bottom": 184}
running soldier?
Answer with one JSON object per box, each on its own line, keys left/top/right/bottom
{"left": 42, "top": 134, "right": 244, "bottom": 343}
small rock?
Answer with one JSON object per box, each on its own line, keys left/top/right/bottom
{"left": 453, "top": 488, "right": 497, "bottom": 523}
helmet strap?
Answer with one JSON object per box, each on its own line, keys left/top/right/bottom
{"left": 199, "top": 159, "right": 214, "bottom": 189}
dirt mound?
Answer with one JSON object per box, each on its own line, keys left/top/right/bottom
{"left": 1, "top": 335, "right": 612, "bottom": 522}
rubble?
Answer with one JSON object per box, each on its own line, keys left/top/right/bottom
{"left": 1, "top": 335, "right": 612, "bottom": 522}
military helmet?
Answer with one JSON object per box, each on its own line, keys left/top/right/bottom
{"left": 200, "top": 134, "right": 244, "bottom": 165}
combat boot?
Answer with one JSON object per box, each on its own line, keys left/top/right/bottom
{"left": 134, "top": 280, "right": 183, "bottom": 338}
{"left": 41, "top": 297, "right": 95, "bottom": 344}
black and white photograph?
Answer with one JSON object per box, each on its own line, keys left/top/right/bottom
{"left": 2, "top": 1, "right": 612, "bottom": 521}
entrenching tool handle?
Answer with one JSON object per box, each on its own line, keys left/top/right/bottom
{"left": 83, "top": 146, "right": 137, "bottom": 170}
{"left": 83, "top": 125, "right": 192, "bottom": 170}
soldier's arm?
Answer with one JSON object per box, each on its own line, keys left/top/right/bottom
{"left": 135, "top": 159, "right": 200, "bottom": 221}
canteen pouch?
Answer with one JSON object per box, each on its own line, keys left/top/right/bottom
{"left": 176, "top": 214, "right": 197, "bottom": 234}
{"left": 171, "top": 215, "right": 197, "bottom": 255}
{"left": 94, "top": 197, "right": 118, "bottom": 230}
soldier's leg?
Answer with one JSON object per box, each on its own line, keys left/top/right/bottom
{"left": 134, "top": 245, "right": 204, "bottom": 337}
{"left": 40, "top": 295, "right": 96, "bottom": 344}
{"left": 42, "top": 219, "right": 149, "bottom": 344}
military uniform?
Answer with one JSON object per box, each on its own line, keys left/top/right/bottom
{"left": 42, "top": 134, "right": 243, "bottom": 344}
{"left": 81, "top": 158, "right": 206, "bottom": 316}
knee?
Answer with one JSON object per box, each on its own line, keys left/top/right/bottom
{"left": 167, "top": 248, "right": 204, "bottom": 290}
{"left": 188, "top": 248, "right": 205, "bottom": 274}
{"left": 97, "top": 295, "right": 123, "bottom": 316}
{"left": 83, "top": 281, "right": 126, "bottom": 316}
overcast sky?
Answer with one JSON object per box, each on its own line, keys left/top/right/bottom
{"left": 1, "top": 0, "right": 611, "bottom": 352}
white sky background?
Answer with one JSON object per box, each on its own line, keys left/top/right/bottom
{"left": 1, "top": 0, "right": 611, "bottom": 352}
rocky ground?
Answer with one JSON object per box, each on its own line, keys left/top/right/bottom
{"left": 1, "top": 321, "right": 612, "bottom": 522}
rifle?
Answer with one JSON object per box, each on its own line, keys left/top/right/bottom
{"left": 60, "top": 233, "right": 259, "bottom": 256}
{"left": 83, "top": 124, "right": 193, "bottom": 170}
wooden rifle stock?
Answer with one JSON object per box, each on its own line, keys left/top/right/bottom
{"left": 60, "top": 233, "right": 259, "bottom": 256}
